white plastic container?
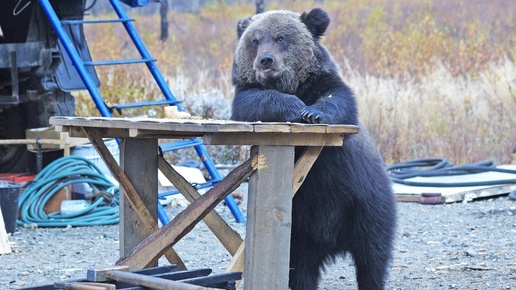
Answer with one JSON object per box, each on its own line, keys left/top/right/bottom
{"left": 70, "top": 139, "right": 120, "bottom": 196}
{"left": 71, "top": 138, "right": 120, "bottom": 176}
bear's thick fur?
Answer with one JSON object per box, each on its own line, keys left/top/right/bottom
{"left": 231, "top": 8, "right": 397, "bottom": 290}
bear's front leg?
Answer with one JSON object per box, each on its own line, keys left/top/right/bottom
{"left": 298, "top": 74, "right": 359, "bottom": 125}
{"left": 231, "top": 87, "right": 306, "bottom": 122}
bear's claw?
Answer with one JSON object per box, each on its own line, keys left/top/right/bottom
{"left": 301, "top": 107, "right": 324, "bottom": 124}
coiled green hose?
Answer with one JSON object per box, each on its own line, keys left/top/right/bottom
{"left": 17, "top": 156, "right": 119, "bottom": 227}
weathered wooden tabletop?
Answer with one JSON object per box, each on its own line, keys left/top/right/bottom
{"left": 50, "top": 116, "right": 358, "bottom": 146}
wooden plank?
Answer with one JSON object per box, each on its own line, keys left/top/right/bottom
{"left": 456, "top": 184, "right": 516, "bottom": 203}
{"left": 117, "top": 153, "right": 259, "bottom": 269}
{"left": 157, "top": 156, "right": 243, "bottom": 255}
{"left": 244, "top": 145, "right": 294, "bottom": 290}
{"left": 0, "top": 206, "right": 11, "bottom": 254}
{"left": 0, "top": 139, "right": 68, "bottom": 145}
{"left": 293, "top": 146, "right": 323, "bottom": 196}
{"left": 52, "top": 117, "right": 230, "bottom": 134}
{"left": 290, "top": 123, "right": 326, "bottom": 133}
{"left": 225, "top": 241, "right": 245, "bottom": 288}
{"left": 82, "top": 128, "right": 186, "bottom": 270}
{"left": 326, "top": 124, "right": 359, "bottom": 134}
{"left": 128, "top": 129, "right": 201, "bottom": 139}
{"left": 393, "top": 165, "right": 516, "bottom": 203}
{"left": 395, "top": 184, "right": 516, "bottom": 204}
{"left": 203, "top": 132, "right": 344, "bottom": 146}
{"left": 216, "top": 122, "right": 254, "bottom": 132}
{"left": 253, "top": 123, "right": 291, "bottom": 133}
{"left": 395, "top": 194, "right": 421, "bottom": 203}
{"left": 105, "top": 270, "right": 206, "bottom": 290}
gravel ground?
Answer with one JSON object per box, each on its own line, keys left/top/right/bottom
{"left": 1, "top": 182, "right": 515, "bottom": 290}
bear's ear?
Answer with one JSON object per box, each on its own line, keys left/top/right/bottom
{"left": 300, "top": 8, "right": 330, "bottom": 40}
{"left": 236, "top": 16, "right": 252, "bottom": 39}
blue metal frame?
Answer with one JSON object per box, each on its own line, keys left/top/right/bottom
{"left": 38, "top": 0, "right": 245, "bottom": 224}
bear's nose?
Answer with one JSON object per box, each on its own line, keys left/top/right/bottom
{"left": 259, "top": 54, "right": 274, "bottom": 69}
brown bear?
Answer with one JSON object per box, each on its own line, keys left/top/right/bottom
{"left": 230, "top": 8, "right": 397, "bottom": 290}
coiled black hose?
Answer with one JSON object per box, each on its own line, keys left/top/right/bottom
{"left": 386, "top": 159, "right": 516, "bottom": 187}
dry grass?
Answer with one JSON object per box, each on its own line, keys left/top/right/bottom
{"left": 76, "top": 0, "right": 516, "bottom": 165}
{"left": 348, "top": 59, "right": 516, "bottom": 164}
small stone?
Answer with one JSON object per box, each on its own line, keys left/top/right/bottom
{"left": 466, "top": 250, "right": 478, "bottom": 257}
{"left": 23, "top": 223, "right": 38, "bottom": 229}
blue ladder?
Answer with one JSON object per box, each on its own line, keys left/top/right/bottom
{"left": 37, "top": 0, "right": 245, "bottom": 224}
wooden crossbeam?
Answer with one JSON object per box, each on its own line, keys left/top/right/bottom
{"left": 116, "top": 152, "right": 259, "bottom": 269}
{"left": 0, "top": 139, "right": 71, "bottom": 156}
{"left": 157, "top": 156, "right": 243, "bottom": 255}
{"left": 83, "top": 127, "right": 186, "bottom": 270}
{"left": 292, "top": 146, "right": 324, "bottom": 196}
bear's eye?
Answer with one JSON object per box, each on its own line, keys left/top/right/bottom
{"left": 277, "top": 36, "right": 285, "bottom": 43}
{"left": 252, "top": 39, "right": 259, "bottom": 46}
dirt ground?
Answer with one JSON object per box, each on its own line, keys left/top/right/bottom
{"left": 1, "top": 182, "right": 515, "bottom": 289}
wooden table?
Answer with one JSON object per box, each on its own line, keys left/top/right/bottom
{"left": 50, "top": 116, "right": 358, "bottom": 289}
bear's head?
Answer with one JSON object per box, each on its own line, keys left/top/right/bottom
{"left": 233, "top": 8, "right": 337, "bottom": 94}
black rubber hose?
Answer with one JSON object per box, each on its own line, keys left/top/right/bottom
{"left": 386, "top": 159, "right": 516, "bottom": 187}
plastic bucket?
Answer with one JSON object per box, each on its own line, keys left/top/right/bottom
{"left": 0, "top": 181, "right": 21, "bottom": 234}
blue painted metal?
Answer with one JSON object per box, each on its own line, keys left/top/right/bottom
{"left": 158, "top": 181, "right": 220, "bottom": 198}
{"left": 113, "top": 99, "right": 181, "bottom": 110}
{"left": 108, "top": 0, "right": 179, "bottom": 106}
{"left": 61, "top": 18, "right": 135, "bottom": 24}
{"left": 84, "top": 58, "right": 156, "bottom": 66}
{"left": 38, "top": 0, "right": 245, "bottom": 224}
{"left": 193, "top": 143, "right": 246, "bottom": 224}
{"left": 157, "top": 202, "right": 171, "bottom": 225}
{"left": 120, "top": 0, "right": 149, "bottom": 7}
{"left": 159, "top": 139, "right": 204, "bottom": 152}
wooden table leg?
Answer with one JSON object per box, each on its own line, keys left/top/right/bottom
{"left": 119, "top": 138, "right": 158, "bottom": 258}
{"left": 228, "top": 146, "right": 323, "bottom": 288}
{"left": 244, "top": 145, "right": 295, "bottom": 290}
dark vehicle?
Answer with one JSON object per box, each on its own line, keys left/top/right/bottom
{"left": 0, "top": 0, "right": 97, "bottom": 173}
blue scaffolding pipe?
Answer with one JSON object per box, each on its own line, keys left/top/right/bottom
{"left": 108, "top": 0, "right": 180, "bottom": 108}
{"left": 193, "top": 143, "right": 246, "bottom": 224}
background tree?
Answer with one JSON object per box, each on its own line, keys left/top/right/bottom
{"left": 256, "top": 0, "right": 264, "bottom": 14}
{"left": 160, "top": 0, "right": 168, "bottom": 41}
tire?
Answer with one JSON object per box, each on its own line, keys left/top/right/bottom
{"left": 0, "top": 90, "right": 76, "bottom": 173}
